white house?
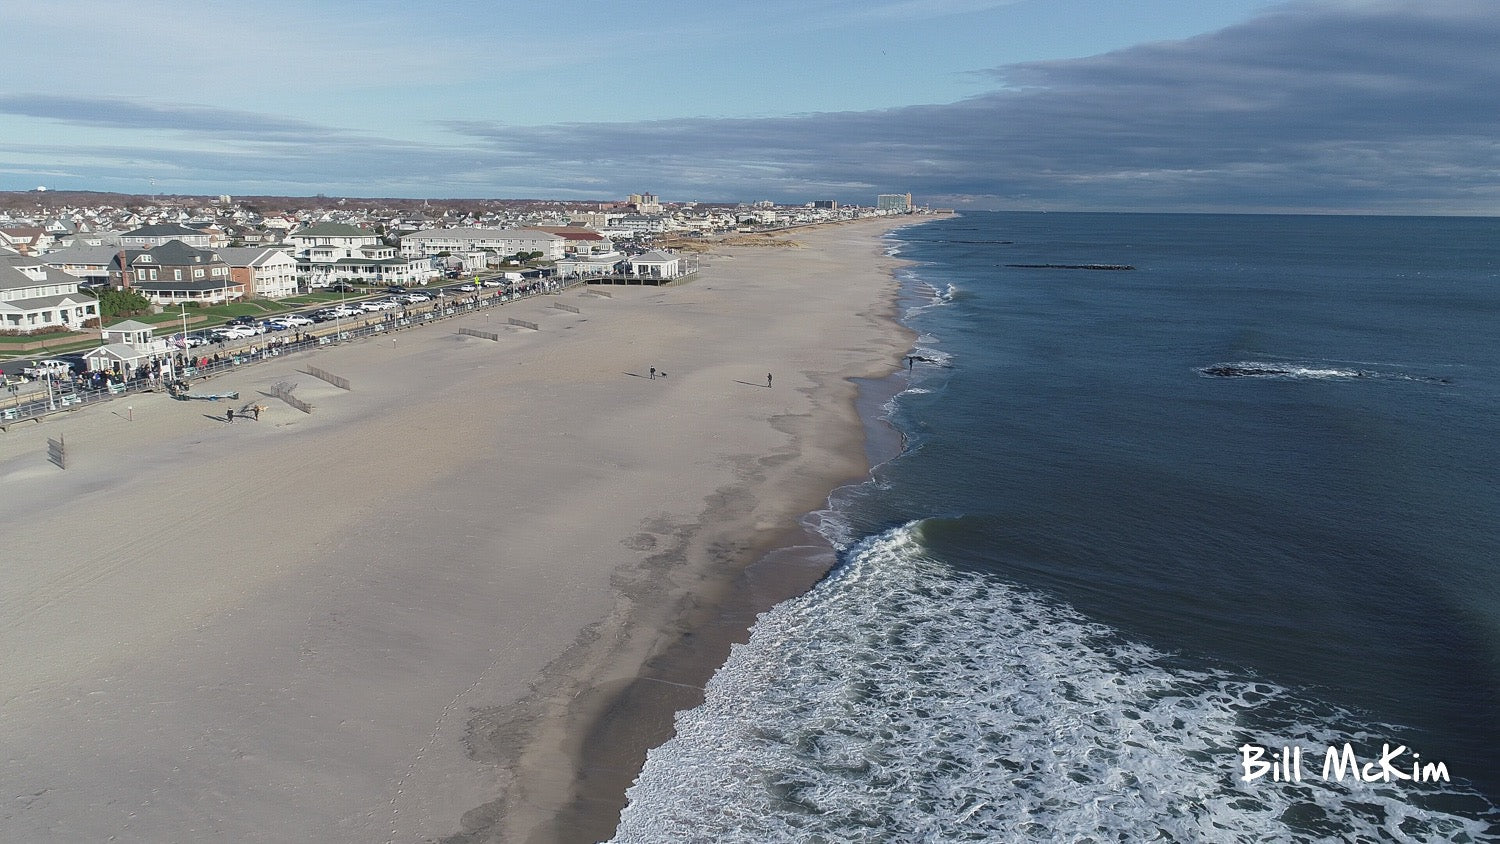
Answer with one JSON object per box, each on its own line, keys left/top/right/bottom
{"left": 533, "top": 226, "right": 616, "bottom": 256}
{"left": 615, "top": 215, "right": 669, "bottom": 234}
{"left": 555, "top": 252, "right": 624, "bottom": 279}
{"left": 0, "top": 254, "right": 100, "bottom": 333}
{"left": 400, "top": 228, "right": 566, "bottom": 262}
{"left": 289, "top": 222, "right": 434, "bottom": 288}
{"left": 218, "top": 246, "right": 299, "bottom": 299}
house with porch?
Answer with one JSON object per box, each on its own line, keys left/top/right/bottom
{"left": 399, "top": 228, "right": 566, "bottom": 262}
{"left": 42, "top": 244, "right": 120, "bottom": 287}
{"left": 0, "top": 254, "right": 100, "bottom": 333}
{"left": 111, "top": 241, "right": 243, "bottom": 306}
{"left": 218, "top": 246, "right": 298, "bottom": 299}
{"left": 555, "top": 253, "right": 624, "bottom": 279}
{"left": 534, "top": 226, "right": 615, "bottom": 256}
{"left": 83, "top": 319, "right": 175, "bottom": 374}
{"left": 289, "top": 222, "right": 433, "bottom": 288}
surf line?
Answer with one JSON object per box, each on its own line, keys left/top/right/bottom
{"left": 1237, "top": 742, "right": 1450, "bottom": 784}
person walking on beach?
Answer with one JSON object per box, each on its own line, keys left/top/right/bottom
{"left": 225, "top": 407, "right": 234, "bottom": 424}
{"left": 650, "top": 366, "right": 656, "bottom": 380}
{"left": 767, "top": 372, "right": 773, "bottom": 388}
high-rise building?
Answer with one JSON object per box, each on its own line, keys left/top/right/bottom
{"left": 877, "top": 193, "right": 913, "bottom": 213}
{"left": 628, "top": 193, "right": 662, "bottom": 214}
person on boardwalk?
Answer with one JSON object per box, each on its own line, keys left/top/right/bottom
{"left": 767, "top": 372, "right": 773, "bottom": 388}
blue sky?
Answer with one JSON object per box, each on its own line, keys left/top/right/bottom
{"left": 2, "top": 0, "right": 1495, "bottom": 212}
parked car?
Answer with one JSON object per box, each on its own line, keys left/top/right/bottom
{"left": 261, "top": 318, "right": 293, "bottom": 331}
{"left": 401, "top": 293, "right": 430, "bottom": 303}
{"left": 226, "top": 316, "right": 259, "bottom": 328}
{"left": 211, "top": 325, "right": 256, "bottom": 340}
{"left": 360, "top": 299, "right": 397, "bottom": 312}
{"left": 22, "top": 359, "right": 73, "bottom": 379}
{"left": 454, "top": 283, "right": 477, "bottom": 292}
{"left": 328, "top": 282, "right": 358, "bottom": 293}
{"left": 278, "top": 314, "right": 314, "bottom": 327}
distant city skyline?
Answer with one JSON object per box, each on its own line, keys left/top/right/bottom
{"left": 2, "top": 0, "right": 1496, "bottom": 213}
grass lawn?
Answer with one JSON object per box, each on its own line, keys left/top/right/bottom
{"left": 0, "top": 331, "right": 79, "bottom": 346}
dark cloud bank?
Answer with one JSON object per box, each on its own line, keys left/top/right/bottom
{"left": 6, "top": 0, "right": 1497, "bottom": 211}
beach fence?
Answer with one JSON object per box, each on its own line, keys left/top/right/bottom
{"left": 508, "top": 318, "right": 539, "bottom": 331}
{"left": 47, "top": 435, "right": 66, "bottom": 469}
{"left": 550, "top": 302, "right": 581, "bottom": 314}
{"left": 303, "top": 366, "right": 351, "bottom": 391}
{"left": 458, "top": 328, "right": 500, "bottom": 341}
{"left": 271, "top": 381, "right": 314, "bottom": 414}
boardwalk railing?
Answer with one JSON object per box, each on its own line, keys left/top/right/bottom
{"left": 0, "top": 279, "right": 588, "bottom": 431}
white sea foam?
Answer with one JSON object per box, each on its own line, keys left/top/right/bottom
{"left": 610, "top": 522, "right": 1496, "bottom": 842}
{"left": 1201, "top": 360, "right": 1455, "bottom": 385}
{"left": 904, "top": 280, "right": 957, "bottom": 318}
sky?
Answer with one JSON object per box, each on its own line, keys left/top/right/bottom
{"left": 1, "top": 0, "right": 1496, "bottom": 212}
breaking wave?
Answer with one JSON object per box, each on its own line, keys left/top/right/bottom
{"left": 610, "top": 521, "right": 1497, "bottom": 843}
{"left": 1200, "top": 361, "right": 1454, "bottom": 385}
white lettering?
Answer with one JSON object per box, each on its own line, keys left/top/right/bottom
{"left": 1322, "top": 743, "right": 1362, "bottom": 781}
{"left": 1239, "top": 744, "right": 1271, "bottom": 782}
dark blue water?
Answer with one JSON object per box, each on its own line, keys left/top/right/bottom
{"left": 613, "top": 213, "right": 1500, "bottom": 841}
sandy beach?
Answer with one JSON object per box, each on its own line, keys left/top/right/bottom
{"left": 0, "top": 215, "right": 924, "bottom": 843}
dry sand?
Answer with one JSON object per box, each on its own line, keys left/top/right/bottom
{"left": 0, "top": 215, "right": 927, "bottom": 843}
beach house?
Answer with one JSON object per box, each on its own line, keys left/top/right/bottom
{"left": 218, "top": 246, "right": 299, "bottom": 299}
{"left": 290, "top": 222, "right": 433, "bottom": 289}
{"left": 83, "top": 319, "right": 173, "bottom": 374}
{"left": 112, "top": 241, "right": 244, "bottom": 306}
{"left": 0, "top": 253, "right": 101, "bottom": 333}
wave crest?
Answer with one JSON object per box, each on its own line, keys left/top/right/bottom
{"left": 610, "top": 522, "right": 1497, "bottom": 842}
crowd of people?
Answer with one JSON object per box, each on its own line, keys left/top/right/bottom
{"left": 3, "top": 279, "right": 576, "bottom": 418}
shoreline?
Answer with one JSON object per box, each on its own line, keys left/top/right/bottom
{"left": 0, "top": 214, "right": 935, "bottom": 844}
{"left": 493, "top": 219, "right": 930, "bottom": 844}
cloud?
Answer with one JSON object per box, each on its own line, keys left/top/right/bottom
{"left": 455, "top": 0, "right": 1500, "bottom": 210}
{"left": 4, "top": 0, "right": 1497, "bottom": 211}
{"left": 0, "top": 96, "right": 349, "bottom": 140}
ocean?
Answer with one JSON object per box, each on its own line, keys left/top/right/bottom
{"left": 609, "top": 212, "right": 1500, "bottom": 842}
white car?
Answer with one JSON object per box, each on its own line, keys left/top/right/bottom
{"left": 360, "top": 299, "right": 397, "bottom": 312}
{"left": 22, "top": 359, "right": 73, "bottom": 379}
{"left": 213, "top": 326, "right": 257, "bottom": 340}
{"left": 278, "top": 314, "right": 314, "bottom": 327}
{"left": 401, "top": 293, "right": 431, "bottom": 303}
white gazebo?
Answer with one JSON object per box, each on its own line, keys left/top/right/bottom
{"left": 627, "top": 251, "right": 684, "bottom": 281}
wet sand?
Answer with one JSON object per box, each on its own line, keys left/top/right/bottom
{"left": 0, "top": 215, "right": 926, "bottom": 842}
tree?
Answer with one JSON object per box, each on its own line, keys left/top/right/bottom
{"left": 97, "top": 287, "right": 151, "bottom": 318}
